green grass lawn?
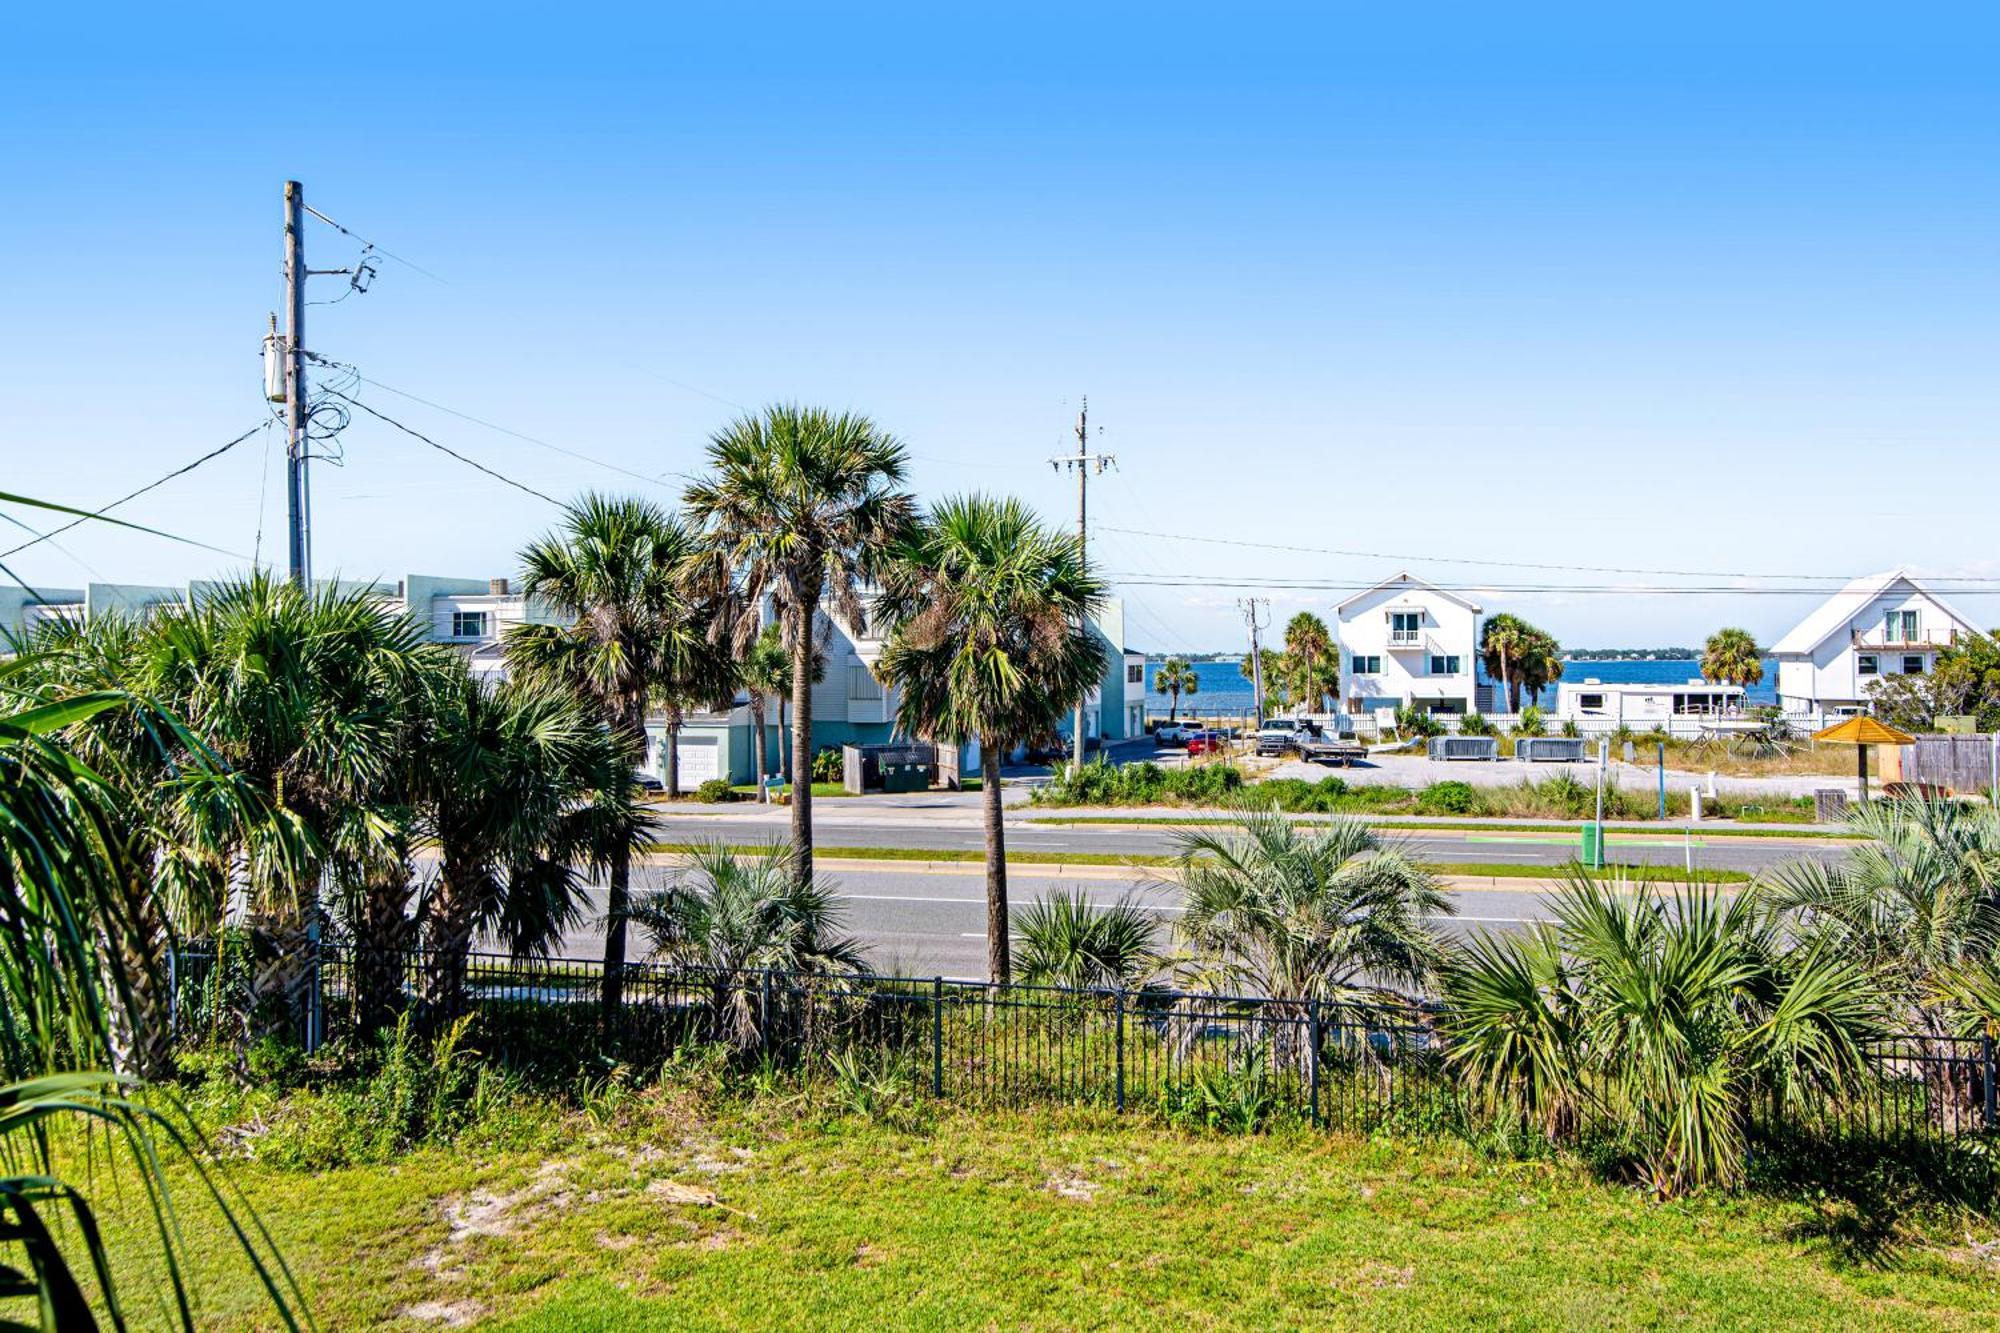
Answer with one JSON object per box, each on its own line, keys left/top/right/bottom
{"left": 721, "top": 780, "right": 852, "bottom": 799}
{"left": 1028, "top": 815, "right": 1862, "bottom": 839}
{"left": 100, "top": 1098, "right": 2000, "bottom": 1330}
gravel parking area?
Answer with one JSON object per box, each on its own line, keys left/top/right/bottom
{"left": 1257, "top": 749, "right": 1856, "bottom": 799}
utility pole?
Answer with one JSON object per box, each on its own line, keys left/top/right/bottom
{"left": 1049, "top": 398, "right": 1115, "bottom": 775}
{"left": 283, "top": 180, "right": 312, "bottom": 587}
{"left": 1240, "top": 598, "right": 1270, "bottom": 723}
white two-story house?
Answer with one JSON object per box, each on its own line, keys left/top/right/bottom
{"left": 1334, "top": 573, "right": 1482, "bottom": 717}
{"left": 1771, "top": 570, "right": 1980, "bottom": 718}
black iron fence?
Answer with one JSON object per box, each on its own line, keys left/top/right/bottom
{"left": 171, "top": 944, "right": 1999, "bottom": 1149}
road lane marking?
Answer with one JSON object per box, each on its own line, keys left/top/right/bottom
{"left": 839, "top": 891, "right": 1182, "bottom": 911}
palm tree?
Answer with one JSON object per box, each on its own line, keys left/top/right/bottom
{"left": 1171, "top": 811, "right": 1453, "bottom": 1010}
{"left": 504, "top": 493, "right": 702, "bottom": 1013}
{"left": 1282, "top": 612, "right": 1337, "bottom": 712}
{"left": 872, "top": 494, "right": 1106, "bottom": 984}
{"left": 142, "top": 574, "right": 438, "bottom": 1040}
{"left": 417, "top": 667, "right": 635, "bottom": 1023}
{"left": 1701, "top": 627, "right": 1765, "bottom": 688}
{"left": 1013, "top": 889, "right": 1159, "bottom": 990}
{"left": 8, "top": 612, "right": 264, "bottom": 1075}
{"left": 685, "top": 405, "right": 915, "bottom": 884}
{"left": 739, "top": 623, "right": 790, "bottom": 800}
{"left": 1518, "top": 628, "right": 1565, "bottom": 707}
{"left": 1442, "top": 874, "right": 1880, "bottom": 1196}
{"left": 631, "top": 842, "right": 864, "bottom": 1048}
{"left": 1153, "top": 656, "right": 1199, "bottom": 722}
{"left": 1240, "top": 647, "right": 1288, "bottom": 715}
{"left": 1479, "top": 615, "right": 1529, "bottom": 714}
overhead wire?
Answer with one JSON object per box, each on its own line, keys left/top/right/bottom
{"left": 323, "top": 390, "right": 562, "bottom": 505}
{"left": 307, "top": 356, "right": 681, "bottom": 492}
{"left": 0, "top": 424, "right": 270, "bottom": 561}
{"left": 1091, "top": 524, "right": 1960, "bottom": 585}
{"left": 1102, "top": 574, "right": 2000, "bottom": 596}
{"left": 299, "top": 203, "right": 450, "bottom": 285}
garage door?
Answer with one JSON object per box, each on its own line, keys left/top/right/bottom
{"left": 676, "top": 738, "right": 720, "bottom": 788}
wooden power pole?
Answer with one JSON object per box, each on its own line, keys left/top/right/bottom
{"left": 1050, "top": 399, "right": 1115, "bottom": 775}
{"left": 283, "top": 180, "right": 312, "bottom": 587}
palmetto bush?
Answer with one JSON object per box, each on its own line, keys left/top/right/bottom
{"left": 1440, "top": 874, "right": 1881, "bottom": 1197}
{"left": 1762, "top": 796, "right": 2000, "bottom": 1122}
{"left": 1012, "top": 889, "right": 1160, "bottom": 990}
{"left": 632, "top": 843, "right": 865, "bottom": 1049}
{"left": 1172, "top": 811, "right": 1452, "bottom": 1006}
{"left": 0, "top": 671, "right": 304, "bottom": 1324}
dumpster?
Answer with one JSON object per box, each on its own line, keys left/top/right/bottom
{"left": 842, "top": 743, "right": 937, "bottom": 794}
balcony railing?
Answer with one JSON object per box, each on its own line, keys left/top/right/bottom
{"left": 1852, "top": 628, "right": 1958, "bottom": 650}
{"left": 1387, "top": 629, "right": 1424, "bottom": 649}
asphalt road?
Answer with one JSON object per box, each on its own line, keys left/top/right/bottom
{"left": 547, "top": 848, "right": 1796, "bottom": 980}
{"left": 646, "top": 811, "right": 1845, "bottom": 876}
{"left": 493, "top": 810, "right": 1849, "bottom": 978}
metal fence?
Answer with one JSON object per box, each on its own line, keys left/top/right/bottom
{"left": 172, "top": 943, "right": 2000, "bottom": 1155}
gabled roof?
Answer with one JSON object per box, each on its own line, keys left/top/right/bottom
{"left": 1769, "top": 570, "right": 1981, "bottom": 656}
{"left": 1333, "top": 572, "right": 1483, "bottom": 616}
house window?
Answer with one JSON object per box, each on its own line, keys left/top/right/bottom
{"left": 1429, "top": 654, "right": 1460, "bottom": 676}
{"left": 1903, "top": 655, "right": 1925, "bottom": 675}
{"left": 1352, "top": 655, "right": 1381, "bottom": 676}
{"left": 1577, "top": 693, "right": 1605, "bottom": 713}
{"left": 1126, "top": 663, "right": 1143, "bottom": 685}
{"left": 1856, "top": 654, "right": 1878, "bottom": 676}
{"left": 847, "top": 666, "right": 882, "bottom": 701}
{"left": 1388, "top": 612, "right": 1421, "bottom": 646}
{"left": 450, "top": 610, "right": 489, "bottom": 639}
{"left": 1885, "top": 610, "right": 1919, "bottom": 643}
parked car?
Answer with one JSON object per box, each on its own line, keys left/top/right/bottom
{"left": 633, "top": 772, "right": 665, "bottom": 793}
{"left": 1185, "top": 729, "right": 1231, "bottom": 757}
{"left": 1153, "top": 720, "right": 1200, "bottom": 746}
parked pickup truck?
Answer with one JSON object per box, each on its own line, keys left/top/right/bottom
{"left": 1254, "top": 717, "right": 1305, "bottom": 756}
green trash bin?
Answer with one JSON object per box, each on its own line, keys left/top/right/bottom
{"left": 1580, "top": 824, "right": 1602, "bottom": 869}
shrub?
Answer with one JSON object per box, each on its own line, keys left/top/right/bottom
{"left": 694, "top": 777, "right": 735, "bottom": 803}
{"left": 811, "top": 746, "right": 844, "bottom": 783}
{"left": 1560, "top": 719, "right": 1581, "bottom": 738}
{"left": 1396, "top": 705, "right": 1445, "bottom": 738}
{"left": 1516, "top": 705, "right": 1546, "bottom": 737}
{"left": 1417, "top": 780, "right": 1478, "bottom": 815}
{"left": 1458, "top": 712, "right": 1494, "bottom": 737}
{"left": 1166, "top": 1047, "right": 1278, "bottom": 1134}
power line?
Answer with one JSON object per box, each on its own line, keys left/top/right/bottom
{"left": 324, "top": 390, "right": 562, "bottom": 505}
{"left": 0, "top": 425, "right": 269, "bottom": 561}
{"left": 307, "top": 356, "right": 680, "bottom": 491}
{"left": 1103, "top": 574, "right": 2000, "bottom": 596}
{"left": 1094, "top": 524, "right": 1920, "bottom": 585}
{"left": 299, "top": 202, "right": 450, "bottom": 285}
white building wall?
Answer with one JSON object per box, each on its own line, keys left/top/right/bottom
{"left": 1335, "top": 578, "right": 1481, "bottom": 715}
{"left": 1775, "top": 582, "right": 1975, "bottom": 715}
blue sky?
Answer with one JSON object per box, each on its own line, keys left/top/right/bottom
{"left": 4, "top": 3, "right": 1998, "bottom": 653}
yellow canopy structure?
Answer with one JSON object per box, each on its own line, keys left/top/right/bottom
{"left": 1811, "top": 716, "right": 1915, "bottom": 747}
{"left": 1811, "top": 715, "right": 1914, "bottom": 802}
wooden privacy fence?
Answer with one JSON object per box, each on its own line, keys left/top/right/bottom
{"left": 1899, "top": 734, "right": 2000, "bottom": 796}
